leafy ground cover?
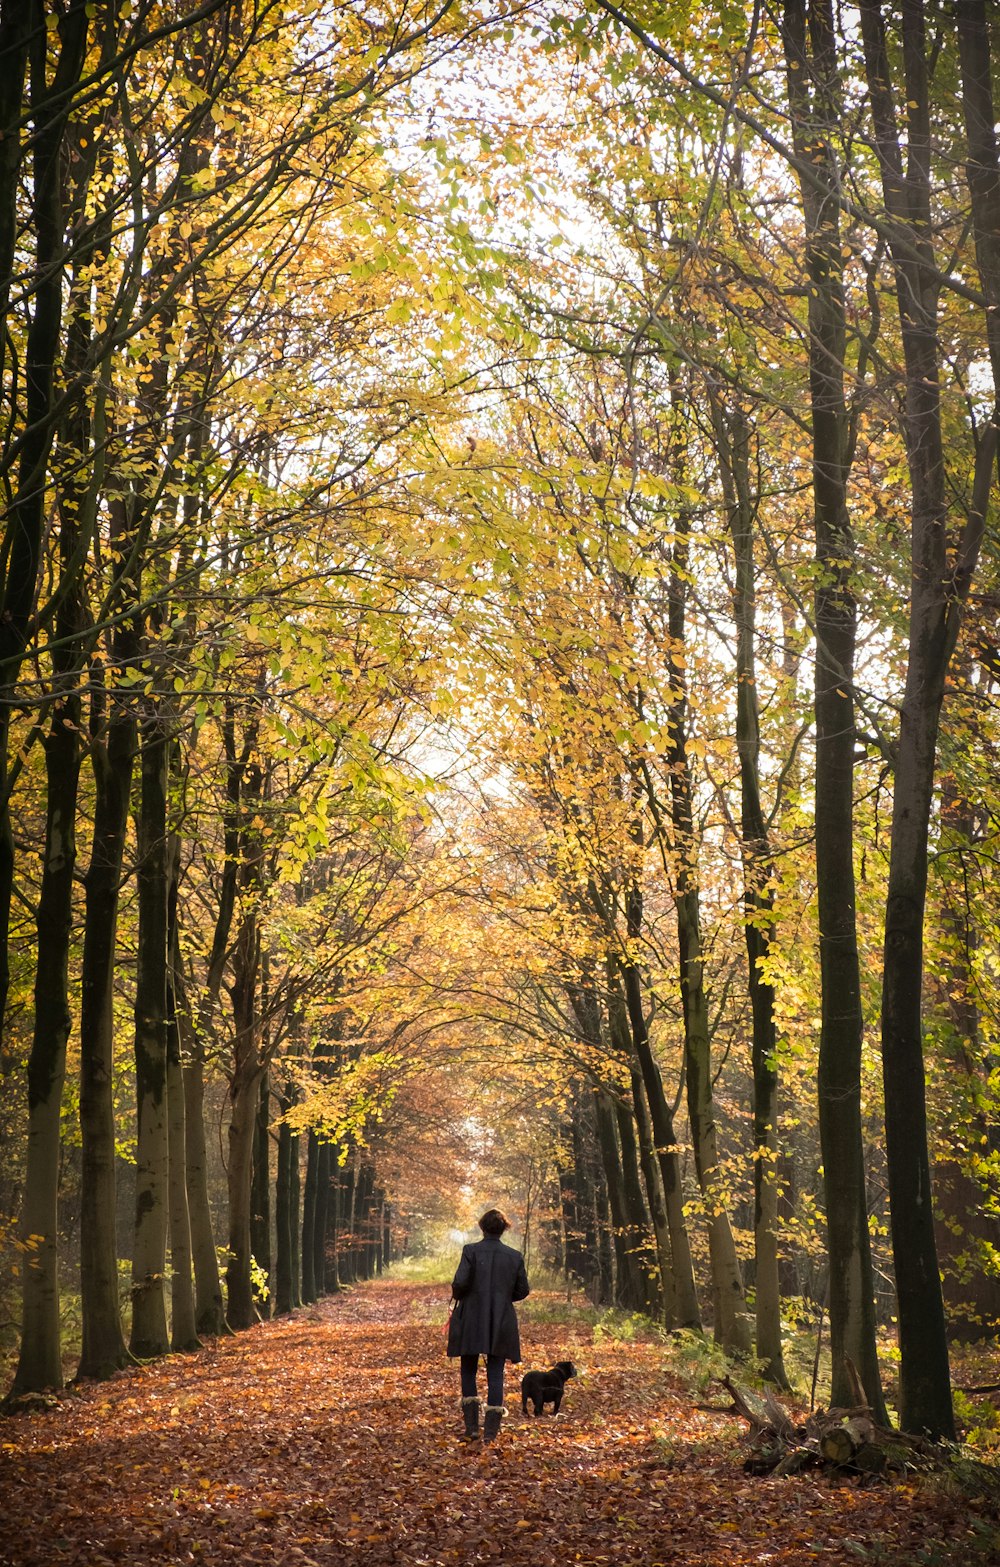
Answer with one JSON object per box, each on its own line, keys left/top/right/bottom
{"left": 0, "top": 1282, "right": 996, "bottom": 1566}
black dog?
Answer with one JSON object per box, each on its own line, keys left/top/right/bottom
{"left": 520, "top": 1360, "right": 577, "bottom": 1416}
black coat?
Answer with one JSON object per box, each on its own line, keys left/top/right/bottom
{"left": 446, "top": 1236, "right": 530, "bottom": 1361}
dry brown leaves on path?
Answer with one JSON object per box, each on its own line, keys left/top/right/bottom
{"left": 0, "top": 1282, "right": 991, "bottom": 1566}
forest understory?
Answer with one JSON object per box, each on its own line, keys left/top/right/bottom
{"left": 1, "top": 1281, "right": 996, "bottom": 1567}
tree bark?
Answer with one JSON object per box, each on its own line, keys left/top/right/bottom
{"left": 710, "top": 393, "right": 790, "bottom": 1387}
{"left": 289, "top": 1126, "right": 302, "bottom": 1308}
{"left": 781, "top": 0, "right": 887, "bottom": 1420}
{"left": 166, "top": 836, "right": 198, "bottom": 1353}
{"left": 301, "top": 1131, "right": 318, "bottom": 1304}
{"left": 0, "top": 0, "right": 88, "bottom": 1046}
{"left": 620, "top": 960, "right": 701, "bottom": 1329}
{"left": 225, "top": 1065, "right": 263, "bottom": 1330}
{"left": 179, "top": 1020, "right": 226, "bottom": 1336}
{"left": 313, "top": 1140, "right": 332, "bottom": 1294}
{"left": 10, "top": 700, "right": 81, "bottom": 1395}
{"left": 250, "top": 1068, "right": 271, "bottom": 1316}
{"left": 594, "top": 1086, "right": 647, "bottom": 1311}
{"left": 629, "top": 1062, "right": 675, "bottom": 1324}
{"left": 274, "top": 1079, "right": 296, "bottom": 1315}
{"left": 614, "top": 1094, "right": 661, "bottom": 1315}
{"left": 78, "top": 688, "right": 134, "bottom": 1378}
{"left": 130, "top": 710, "right": 171, "bottom": 1358}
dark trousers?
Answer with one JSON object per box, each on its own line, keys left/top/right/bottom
{"left": 460, "top": 1353, "right": 505, "bottom": 1405}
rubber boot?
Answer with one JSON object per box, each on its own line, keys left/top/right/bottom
{"left": 482, "top": 1404, "right": 504, "bottom": 1443}
{"left": 461, "top": 1396, "right": 480, "bottom": 1440}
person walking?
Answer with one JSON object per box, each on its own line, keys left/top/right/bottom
{"left": 447, "top": 1208, "right": 530, "bottom": 1443}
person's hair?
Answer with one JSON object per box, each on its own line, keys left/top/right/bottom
{"left": 478, "top": 1208, "right": 509, "bottom": 1236}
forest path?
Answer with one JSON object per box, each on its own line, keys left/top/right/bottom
{"left": 0, "top": 1280, "right": 982, "bottom": 1566}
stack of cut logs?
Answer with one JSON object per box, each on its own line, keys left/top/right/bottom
{"left": 713, "top": 1375, "right": 936, "bottom": 1480}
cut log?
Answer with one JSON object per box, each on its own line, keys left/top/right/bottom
{"left": 820, "top": 1426, "right": 857, "bottom": 1465}
{"left": 819, "top": 1416, "right": 874, "bottom": 1465}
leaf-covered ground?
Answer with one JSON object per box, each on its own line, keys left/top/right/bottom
{"left": 1, "top": 1282, "right": 995, "bottom": 1566}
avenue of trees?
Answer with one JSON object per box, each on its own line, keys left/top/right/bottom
{"left": 2, "top": 0, "right": 1000, "bottom": 1446}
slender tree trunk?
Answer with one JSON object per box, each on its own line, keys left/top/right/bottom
{"left": 290, "top": 1128, "right": 302, "bottom": 1307}
{"left": 629, "top": 1062, "right": 675, "bottom": 1323}
{"left": 594, "top": 1087, "right": 647, "bottom": 1311}
{"left": 179, "top": 1026, "right": 225, "bottom": 1335}
{"left": 274, "top": 1080, "right": 296, "bottom": 1315}
{"left": 225, "top": 736, "right": 265, "bottom": 1331}
{"left": 658, "top": 435, "right": 750, "bottom": 1353}
{"left": 166, "top": 1027, "right": 198, "bottom": 1351}
{"left": 226, "top": 1067, "right": 263, "bottom": 1331}
{"left": 780, "top": 0, "right": 887, "bottom": 1419}
{"left": 674, "top": 881, "right": 751, "bottom": 1352}
{"left": 0, "top": 0, "right": 87, "bottom": 1044}
{"left": 614, "top": 1096, "right": 660, "bottom": 1315}
{"left": 166, "top": 839, "right": 198, "bottom": 1353}
{"left": 78, "top": 699, "right": 134, "bottom": 1378}
{"left": 130, "top": 711, "right": 171, "bottom": 1358}
{"left": 10, "top": 707, "right": 81, "bottom": 1395}
{"left": 71, "top": 139, "right": 132, "bottom": 1377}
{"left": 301, "top": 1131, "right": 318, "bottom": 1304}
{"left": 327, "top": 1150, "right": 343, "bottom": 1291}
{"left": 568, "top": 979, "right": 650, "bottom": 1310}
{"left": 250, "top": 1068, "right": 271, "bottom": 1317}
{"left": 619, "top": 961, "right": 701, "bottom": 1330}
{"left": 710, "top": 394, "right": 790, "bottom": 1386}
{"left": 375, "top": 1194, "right": 386, "bottom": 1276}
{"left": 313, "top": 1141, "right": 331, "bottom": 1294}
{"left": 3, "top": 4, "right": 95, "bottom": 1393}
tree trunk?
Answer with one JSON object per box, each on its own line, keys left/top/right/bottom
{"left": 328, "top": 1150, "right": 344, "bottom": 1291}
{"left": 1, "top": 28, "right": 94, "bottom": 1402}
{"left": 560, "top": 1102, "right": 590, "bottom": 1292}
{"left": 274, "top": 1081, "right": 296, "bottom": 1315}
{"left": 78, "top": 697, "right": 134, "bottom": 1378}
{"left": 0, "top": 0, "right": 88, "bottom": 1044}
{"left": 629, "top": 1064, "right": 675, "bottom": 1324}
{"left": 250, "top": 1068, "right": 271, "bottom": 1317}
{"left": 659, "top": 430, "right": 750, "bottom": 1353}
{"left": 301, "top": 1131, "right": 318, "bottom": 1304}
{"left": 614, "top": 1096, "right": 660, "bottom": 1315}
{"left": 10, "top": 707, "right": 81, "bottom": 1395}
{"left": 166, "top": 840, "right": 198, "bottom": 1353}
{"left": 567, "top": 978, "right": 650, "bottom": 1311}
{"left": 313, "top": 1141, "right": 331, "bottom": 1294}
{"left": 675, "top": 881, "right": 751, "bottom": 1353}
{"left": 225, "top": 738, "right": 264, "bottom": 1331}
{"left": 130, "top": 710, "right": 171, "bottom": 1358}
{"left": 290, "top": 1128, "right": 302, "bottom": 1307}
{"left": 226, "top": 1066, "right": 263, "bottom": 1331}
{"left": 594, "top": 1086, "right": 647, "bottom": 1311}
{"left": 620, "top": 960, "right": 701, "bottom": 1329}
{"left": 709, "top": 393, "right": 790, "bottom": 1387}
{"left": 780, "top": 0, "right": 887, "bottom": 1420}
{"left": 179, "top": 1028, "right": 225, "bottom": 1336}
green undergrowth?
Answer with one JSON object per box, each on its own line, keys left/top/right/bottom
{"left": 387, "top": 1254, "right": 454, "bottom": 1286}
